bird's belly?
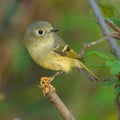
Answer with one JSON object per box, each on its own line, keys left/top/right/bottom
{"left": 28, "top": 47, "right": 75, "bottom": 72}
{"left": 39, "top": 55, "right": 74, "bottom": 72}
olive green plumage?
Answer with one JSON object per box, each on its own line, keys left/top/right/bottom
{"left": 24, "top": 21, "right": 98, "bottom": 81}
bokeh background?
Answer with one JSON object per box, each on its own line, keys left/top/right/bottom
{"left": 0, "top": 0, "right": 120, "bottom": 120}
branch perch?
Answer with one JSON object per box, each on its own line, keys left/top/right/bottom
{"left": 46, "top": 90, "right": 76, "bottom": 120}
{"left": 88, "top": 0, "right": 120, "bottom": 59}
{"left": 39, "top": 75, "right": 76, "bottom": 120}
{"left": 79, "top": 31, "right": 119, "bottom": 56}
{"left": 88, "top": 0, "right": 120, "bottom": 119}
{"left": 79, "top": 13, "right": 120, "bottom": 57}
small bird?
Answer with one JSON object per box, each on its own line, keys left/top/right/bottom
{"left": 24, "top": 21, "right": 98, "bottom": 93}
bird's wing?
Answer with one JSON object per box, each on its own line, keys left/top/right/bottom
{"left": 52, "top": 34, "right": 80, "bottom": 59}
{"left": 52, "top": 34, "right": 98, "bottom": 81}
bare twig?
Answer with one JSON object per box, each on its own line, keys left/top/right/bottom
{"left": 79, "top": 31, "right": 118, "bottom": 56}
{"left": 88, "top": 0, "right": 120, "bottom": 59}
{"left": 79, "top": 16, "right": 120, "bottom": 56}
{"left": 39, "top": 74, "right": 76, "bottom": 120}
{"left": 88, "top": 0, "right": 120, "bottom": 119}
{"left": 46, "top": 89, "right": 76, "bottom": 120}
{"left": 105, "top": 19, "right": 120, "bottom": 40}
{"left": 105, "top": 19, "right": 120, "bottom": 32}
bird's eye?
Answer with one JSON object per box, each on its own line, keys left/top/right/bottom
{"left": 37, "top": 29, "right": 44, "bottom": 35}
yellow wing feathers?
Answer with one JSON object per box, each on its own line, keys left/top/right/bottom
{"left": 78, "top": 61, "right": 98, "bottom": 81}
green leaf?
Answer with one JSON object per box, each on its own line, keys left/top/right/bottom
{"left": 106, "top": 60, "right": 114, "bottom": 67}
{"left": 98, "top": 1, "right": 120, "bottom": 18}
{"left": 107, "top": 18, "right": 120, "bottom": 27}
{"left": 115, "top": 86, "right": 120, "bottom": 95}
{"left": 104, "top": 79, "right": 119, "bottom": 87}
{"left": 98, "top": 3, "right": 115, "bottom": 17}
{"left": 85, "top": 51, "right": 113, "bottom": 60}
{"left": 106, "top": 60, "right": 120, "bottom": 75}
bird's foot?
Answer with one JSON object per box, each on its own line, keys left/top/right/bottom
{"left": 40, "top": 77, "right": 55, "bottom": 96}
{"left": 40, "top": 71, "right": 63, "bottom": 95}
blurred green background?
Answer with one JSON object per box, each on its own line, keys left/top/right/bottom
{"left": 0, "top": 0, "right": 120, "bottom": 120}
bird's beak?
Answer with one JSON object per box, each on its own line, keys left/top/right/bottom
{"left": 50, "top": 28, "right": 59, "bottom": 33}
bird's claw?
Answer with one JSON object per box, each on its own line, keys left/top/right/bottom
{"left": 40, "top": 77, "right": 55, "bottom": 96}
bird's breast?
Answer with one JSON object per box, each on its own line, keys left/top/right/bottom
{"left": 26, "top": 38, "right": 76, "bottom": 72}
{"left": 28, "top": 44, "right": 75, "bottom": 72}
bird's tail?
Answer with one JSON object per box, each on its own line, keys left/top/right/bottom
{"left": 78, "top": 61, "right": 98, "bottom": 81}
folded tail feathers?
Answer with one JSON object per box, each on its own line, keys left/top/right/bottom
{"left": 78, "top": 61, "right": 98, "bottom": 81}
{"left": 81, "top": 68, "right": 98, "bottom": 81}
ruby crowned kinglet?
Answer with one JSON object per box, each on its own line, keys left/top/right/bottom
{"left": 24, "top": 21, "right": 98, "bottom": 81}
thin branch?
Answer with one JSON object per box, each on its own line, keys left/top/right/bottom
{"left": 88, "top": 0, "right": 120, "bottom": 60}
{"left": 105, "top": 19, "right": 120, "bottom": 40}
{"left": 79, "top": 31, "right": 118, "bottom": 56}
{"left": 88, "top": 0, "right": 120, "bottom": 119}
{"left": 39, "top": 75, "right": 76, "bottom": 120}
{"left": 46, "top": 89, "right": 76, "bottom": 120}
{"left": 105, "top": 19, "right": 120, "bottom": 32}
{"left": 79, "top": 18, "right": 120, "bottom": 56}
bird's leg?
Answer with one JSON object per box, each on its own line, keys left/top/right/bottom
{"left": 40, "top": 71, "right": 63, "bottom": 95}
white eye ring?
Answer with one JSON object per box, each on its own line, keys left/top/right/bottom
{"left": 37, "top": 29, "right": 45, "bottom": 35}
